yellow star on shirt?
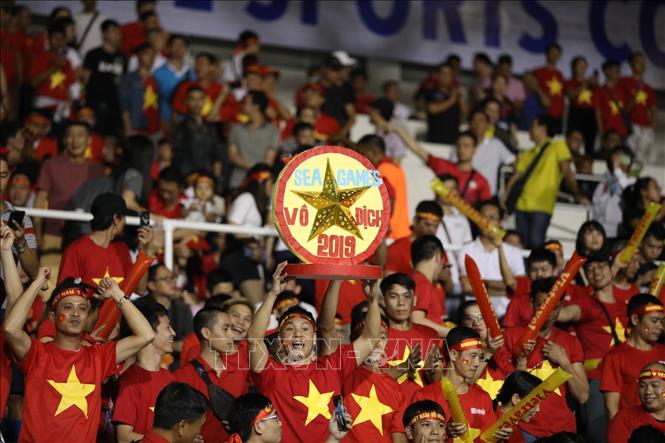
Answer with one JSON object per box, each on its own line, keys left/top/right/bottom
{"left": 50, "top": 70, "right": 66, "bottom": 90}
{"left": 635, "top": 89, "right": 648, "bottom": 105}
{"left": 453, "top": 426, "right": 481, "bottom": 442}
{"left": 609, "top": 101, "right": 621, "bottom": 115}
{"left": 476, "top": 369, "right": 504, "bottom": 399}
{"left": 47, "top": 365, "right": 95, "bottom": 417}
{"left": 293, "top": 380, "right": 334, "bottom": 425}
{"left": 144, "top": 85, "right": 158, "bottom": 110}
{"left": 202, "top": 95, "right": 212, "bottom": 116}
{"left": 546, "top": 77, "right": 563, "bottom": 96}
{"left": 351, "top": 385, "right": 393, "bottom": 435}
{"left": 602, "top": 318, "right": 626, "bottom": 346}
{"left": 92, "top": 267, "right": 124, "bottom": 286}
{"left": 388, "top": 346, "right": 424, "bottom": 387}
{"left": 577, "top": 88, "right": 593, "bottom": 105}
{"left": 528, "top": 360, "right": 562, "bottom": 396}
{"left": 150, "top": 406, "right": 155, "bottom": 412}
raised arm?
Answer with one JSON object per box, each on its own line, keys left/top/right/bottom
{"left": 318, "top": 280, "right": 342, "bottom": 355}
{"left": 410, "top": 310, "right": 449, "bottom": 337}
{"left": 352, "top": 280, "right": 381, "bottom": 365}
{"left": 496, "top": 241, "right": 516, "bottom": 292}
{"left": 3, "top": 267, "right": 50, "bottom": 360}
{"left": 560, "top": 160, "right": 588, "bottom": 204}
{"left": 391, "top": 125, "right": 430, "bottom": 163}
{"left": 1, "top": 224, "right": 22, "bottom": 306}
{"left": 557, "top": 304, "right": 581, "bottom": 323}
{"left": 248, "top": 262, "right": 288, "bottom": 373}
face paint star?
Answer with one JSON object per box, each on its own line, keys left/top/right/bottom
{"left": 50, "top": 70, "right": 66, "bottom": 90}
{"left": 635, "top": 89, "right": 648, "bottom": 105}
{"left": 293, "top": 380, "right": 334, "bottom": 425}
{"left": 293, "top": 159, "right": 370, "bottom": 241}
{"left": 602, "top": 318, "right": 626, "bottom": 346}
{"left": 546, "top": 77, "right": 563, "bottom": 96}
{"left": 47, "top": 365, "right": 96, "bottom": 417}
{"left": 388, "top": 346, "right": 424, "bottom": 387}
{"left": 144, "top": 84, "right": 158, "bottom": 110}
{"left": 350, "top": 385, "right": 394, "bottom": 435}
{"left": 577, "top": 88, "right": 593, "bottom": 105}
{"left": 92, "top": 267, "right": 124, "bottom": 286}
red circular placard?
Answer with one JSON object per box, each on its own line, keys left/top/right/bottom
{"left": 273, "top": 145, "right": 391, "bottom": 265}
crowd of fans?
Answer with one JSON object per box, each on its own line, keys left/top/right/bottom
{"left": 0, "top": 1, "right": 664, "bottom": 443}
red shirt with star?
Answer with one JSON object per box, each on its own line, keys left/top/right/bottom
{"left": 599, "top": 342, "right": 665, "bottom": 411}
{"left": 251, "top": 344, "right": 358, "bottom": 443}
{"left": 425, "top": 156, "right": 491, "bottom": 206}
{"left": 175, "top": 343, "right": 250, "bottom": 442}
{"left": 494, "top": 326, "right": 583, "bottom": 437}
{"left": 16, "top": 339, "right": 117, "bottom": 443}
{"left": 112, "top": 364, "right": 176, "bottom": 435}
{"left": 29, "top": 52, "right": 74, "bottom": 102}
{"left": 612, "top": 283, "right": 641, "bottom": 305}
{"left": 171, "top": 81, "right": 224, "bottom": 117}
{"left": 475, "top": 365, "right": 507, "bottom": 401}
{"left": 564, "top": 79, "right": 596, "bottom": 110}
{"left": 314, "top": 280, "right": 367, "bottom": 325}
{"left": 593, "top": 85, "right": 629, "bottom": 137}
{"left": 607, "top": 405, "right": 665, "bottom": 443}
{"left": 385, "top": 236, "right": 413, "bottom": 275}
{"left": 413, "top": 381, "right": 497, "bottom": 442}
{"left": 503, "top": 279, "right": 583, "bottom": 328}
{"left": 618, "top": 77, "right": 656, "bottom": 127}
{"left": 341, "top": 366, "right": 406, "bottom": 442}
{"left": 412, "top": 270, "right": 446, "bottom": 322}
{"left": 534, "top": 67, "right": 565, "bottom": 119}
{"left": 142, "top": 76, "right": 161, "bottom": 134}
{"left": 58, "top": 235, "right": 132, "bottom": 286}
{"left": 385, "top": 324, "right": 440, "bottom": 400}
{"left": 571, "top": 296, "right": 628, "bottom": 379}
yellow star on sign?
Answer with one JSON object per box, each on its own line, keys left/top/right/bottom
{"left": 293, "top": 159, "right": 370, "bottom": 241}
{"left": 293, "top": 380, "right": 334, "bottom": 425}
{"left": 577, "top": 88, "right": 593, "bottom": 105}
{"left": 144, "top": 84, "right": 158, "bottom": 110}
{"left": 602, "top": 318, "right": 626, "bottom": 346}
{"left": 635, "top": 89, "right": 648, "bottom": 105}
{"left": 528, "top": 360, "right": 562, "bottom": 396}
{"left": 202, "top": 95, "right": 212, "bottom": 116}
{"left": 92, "top": 267, "right": 124, "bottom": 286}
{"left": 546, "top": 77, "right": 563, "bottom": 96}
{"left": 609, "top": 101, "right": 621, "bottom": 115}
{"left": 351, "top": 385, "right": 393, "bottom": 435}
{"left": 50, "top": 70, "right": 66, "bottom": 90}
{"left": 388, "top": 346, "right": 424, "bottom": 387}
{"left": 453, "top": 426, "right": 481, "bottom": 442}
{"left": 47, "top": 365, "right": 95, "bottom": 417}
{"left": 476, "top": 369, "right": 504, "bottom": 399}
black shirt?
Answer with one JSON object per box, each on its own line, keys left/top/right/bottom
{"left": 371, "top": 97, "right": 394, "bottom": 121}
{"left": 425, "top": 88, "right": 460, "bottom": 144}
{"left": 84, "top": 47, "right": 126, "bottom": 104}
{"left": 322, "top": 83, "right": 354, "bottom": 127}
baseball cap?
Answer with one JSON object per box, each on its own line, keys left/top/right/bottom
{"left": 333, "top": 50, "right": 356, "bottom": 67}
{"left": 322, "top": 54, "right": 343, "bottom": 70}
{"left": 91, "top": 193, "right": 131, "bottom": 220}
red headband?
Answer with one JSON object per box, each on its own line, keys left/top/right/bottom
{"left": 450, "top": 338, "right": 483, "bottom": 352}
{"left": 416, "top": 212, "right": 442, "bottom": 222}
{"left": 639, "top": 369, "right": 665, "bottom": 381}
{"left": 407, "top": 410, "right": 446, "bottom": 427}
{"left": 253, "top": 403, "right": 275, "bottom": 424}
{"left": 279, "top": 313, "right": 315, "bottom": 330}
{"left": 52, "top": 287, "right": 90, "bottom": 307}
{"left": 632, "top": 303, "right": 664, "bottom": 317}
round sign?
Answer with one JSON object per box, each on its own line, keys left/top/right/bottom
{"left": 273, "top": 145, "right": 391, "bottom": 265}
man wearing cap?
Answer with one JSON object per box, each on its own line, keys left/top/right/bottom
{"left": 600, "top": 294, "right": 665, "bottom": 418}
{"left": 3, "top": 267, "right": 155, "bottom": 443}
{"left": 607, "top": 361, "right": 665, "bottom": 442}
{"left": 319, "top": 53, "right": 356, "bottom": 136}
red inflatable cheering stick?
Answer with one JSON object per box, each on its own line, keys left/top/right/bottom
{"left": 464, "top": 255, "right": 502, "bottom": 339}
{"left": 516, "top": 251, "right": 587, "bottom": 351}
{"left": 94, "top": 251, "right": 155, "bottom": 340}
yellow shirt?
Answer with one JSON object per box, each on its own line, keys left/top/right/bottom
{"left": 515, "top": 138, "right": 571, "bottom": 214}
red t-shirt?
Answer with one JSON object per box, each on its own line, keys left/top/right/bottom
{"left": 251, "top": 344, "right": 358, "bottom": 443}
{"left": 121, "top": 21, "right": 145, "bottom": 56}
{"left": 148, "top": 190, "right": 185, "bottom": 219}
{"left": 494, "top": 326, "right": 583, "bottom": 437}
{"left": 607, "top": 405, "right": 665, "bottom": 443}
{"left": 84, "top": 133, "right": 104, "bottom": 163}
{"left": 426, "top": 156, "right": 491, "bottom": 206}
{"left": 593, "top": 85, "right": 629, "bottom": 137}
{"left": 385, "top": 236, "right": 413, "bottom": 275}
{"left": 412, "top": 271, "right": 446, "bottom": 322}
{"left": 0, "top": 30, "right": 20, "bottom": 84}
{"left": 617, "top": 77, "right": 656, "bottom": 127}
{"left": 139, "top": 431, "right": 170, "bottom": 443}
{"left": 599, "top": 342, "right": 665, "bottom": 411}
{"left": 503, "top": 280, "right": 582, "bottom": 329}
{"left": 354, "top": 95, "right": 374, "bottom": 114}
{"left": 0, "top": 330, "right": 12, "bottom": 419}
{"left": 17, "top": 339, "right": 117, "bottom": 443}
{"left": 342, "top": 366, "right": 405, "bottom": 442}
{"left": 413, "top": 382, "right": 497, "bottom": 442}
{"left": 314, "top": 280, "right": 366, "bottom": 325}
{"left": 385, "top": 324, "right": 440, "bottom": 400}
{"left": 33, "top": 137, "right": 58, "bottom": 160}
{"left": 175, "top": 345, "right": 250, "bottom": 442}
{"left": 572, "top": 296, "right": 628, "bottom": 379}
{"left": 29, "top": 52, "right": 74, "bottom": 102}
{"left": 112, "top": 364, "right": 176, "bottom": 435}
{"left": 612, "top": 283, "right": 641, "bottom": 305}
{"left": 178, "top": 332, "right": 200, "bottom": 367}
{"left": 534, "top": 67, "right": 565, "bottom": 119}
{"left": 58, "top": 236, "right": 132, "bottom": 287}
{"left": 564, "top": 79, "right": 596, "bottom": 110}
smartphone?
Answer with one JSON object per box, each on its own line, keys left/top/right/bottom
{"left": 139, "top": 211, "right": 150, "bottom": 227}
{"left": 333, "top": 395, "right": 349, "bottom": 432}
{"left": 8, "top": 210, "right": 25, "bottom": 229}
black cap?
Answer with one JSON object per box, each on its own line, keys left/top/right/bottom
{"left": 91, "top": 193, "right": 130, "bottom": 220}
{"left": 322, "top": 54, "right": 343, "bottom": 70}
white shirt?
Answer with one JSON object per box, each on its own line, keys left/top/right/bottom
{"left": 128, "top": 52, "right": 167, "bottom": 74}
{"left": 436, "top": 207, "right": 473, "bottom": 294}
{"left": 227, "top": 192, "right": 262, "bottom": 228}
{"left": 74, "top": 11, "right": 108, "bottom": 59}
{"left": 452, "top": 136, "right": 515, "bottom": 195}
{"left": 592, "top": 168, "right": 636, "bottom": 237}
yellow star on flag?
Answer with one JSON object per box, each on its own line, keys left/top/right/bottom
{"left": 635, "top": 89, "right": 648, "bottom": 105}
{"left": 144, "top": 85, "right": 158, "bottom": 110}
{"left": 453, "top": 426, "right": 481, "bottom": 442}
{"left": 92, "top": 267, "right": 124, "bottom": 286}
{"left": 388, "top": 346, "right": 424, "bottom": 387}
{"left": 293, "top": 380, "right": 334, "bottom": 425}
{"left": 47, "top": 365, "right": 95, "bottom": 417}
{"left": 528, "top": 360, "right": 562, "bottom": 396}
{"left": 351, "top": 385, "right": 393, "bottom": 435}
{"left": 476, "top": 369, "right": 504, "bottom": 399}
{"left": 293, "top": 159, "right": 370, "bottom": 241}
{"left": 50, "top": 70, "right": 66, "bottom": 90}
{"left": 602, "top": 318, "right": 626, "bottom": 346}
{"left": 577, "top": 88, "right": 593, "bottom": 105}
{"left": 546, "top": 77, "right": 563, "bottom": 96}
{"left": 150, "top": 406, "right": 155, "bottom": 412}
{"left": 609, "top": 101, "right": 621, "bottom": 115}
{"left": 202, "top": 95, "right": 212, "bottom": 116}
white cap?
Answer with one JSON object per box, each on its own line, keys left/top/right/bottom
{"left": 333, "top": 50, "right": 357, "bottom": 67}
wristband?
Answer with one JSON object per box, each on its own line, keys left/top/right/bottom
{"left": 116, "top": 296, "right": 129, "bottom": 308}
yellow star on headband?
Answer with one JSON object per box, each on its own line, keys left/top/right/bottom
{"left": 293, "top": 159, "right": 370, "bottom": 241}
{"left": 546, "top": 77, "right": 563, "bottom": 96}
{"left": 351, "top": 385, "right": 393, "bottom": 435}
{"left": 47, "top": 365, "right": 95, "bottom": 418}
{"left": 635, "top": 89, "right": 648, "bottom": 105}
{"left": 453, "top": 426, "right": 481, "bottom": 442}
{"left": 476, "top": 369, "right": 504, "bottom": 399}
{"left": 92, "top": 267, "right": 124, "bottom": 286}
{"left": 388, "top": 346, "right": 424, "bottom": 387}
{"left": 293, "top": 380, "right": 334, "bottom": 425}
{"left": 602, "top": 318, "right": 626, "bottom": 346}
{"left": 577, "top": 88, "right": 593, "bottom": 105}
{"left": 50, "top": 70, "right": 66, "bottom": 90}
{"left": 144, "top": 84, "right": 158, "bottom": 110}
{"left": 528, "top": 360, "right": 562, "bottom": 396}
